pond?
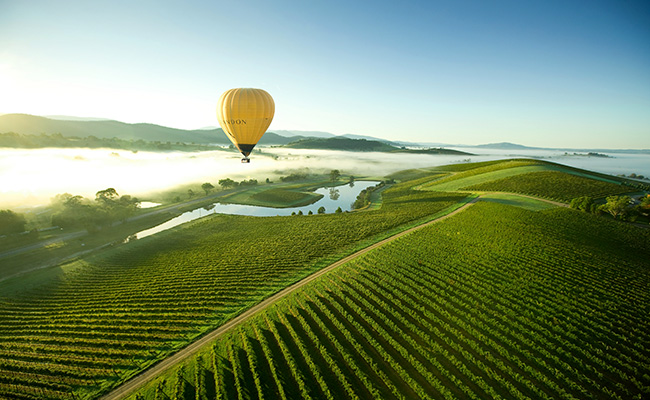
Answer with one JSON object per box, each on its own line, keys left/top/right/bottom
{"left": 133, "top": 180, "right": 380, "bottom": 239}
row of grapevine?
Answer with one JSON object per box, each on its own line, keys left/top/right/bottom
{"left": 0, "top": 178, "right": 468, "bottom": 398}
{"left": 131, "top": 201, "right": 650, "bottom": 399}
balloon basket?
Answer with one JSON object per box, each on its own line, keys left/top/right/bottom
{"left": 241, "top": 157, "right": 251, "bottom": 163}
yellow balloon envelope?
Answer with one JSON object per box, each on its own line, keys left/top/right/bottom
{"left": 216, "top": 88, "right": 275, "bottom": 161}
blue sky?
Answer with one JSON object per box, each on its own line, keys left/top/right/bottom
{"left": 1, "top": 0, "right": 649, "bottom": 148}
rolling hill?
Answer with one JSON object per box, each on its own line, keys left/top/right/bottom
{"left": 282, "top": 137, "right": 472, "bottom": 155}
{"left": 0, "top": 114, "right": 297, "bottom": 145}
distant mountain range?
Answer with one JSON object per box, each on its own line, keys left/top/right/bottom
{"left": 0, "top": 113, "right": 298, "bottom": 145}
{"left": 272, "top": 130, "right": 335, "bottom": 139}
{"left": 1, "top": 114, "right": 648, "bottom": 154}
{"left": 468, "top": 141, "right": 650, "bottom": 154}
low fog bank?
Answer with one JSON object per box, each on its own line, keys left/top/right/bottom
{"left": 2, "top": 147, "right": 649, "bottom": 210}
{"left": 0, "top": 147, "right": 475, "bottom": 209}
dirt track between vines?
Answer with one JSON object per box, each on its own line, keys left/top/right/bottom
{"left": 99, "top": 196, "right": 480, "bottom": 400}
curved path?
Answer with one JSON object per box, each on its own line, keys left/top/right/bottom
{"left": 99, "top": 196, "right": 480, "bottom": 400}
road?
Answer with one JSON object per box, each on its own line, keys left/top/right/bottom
{"left": 0, "top": 189, "right": 239, "bottom": 282}
{"left": 99, "top": 196, "right": 480, "bottom": 400}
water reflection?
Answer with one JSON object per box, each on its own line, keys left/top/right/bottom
{"left": 134, "top": 181, "right": 380, "bottom": 239}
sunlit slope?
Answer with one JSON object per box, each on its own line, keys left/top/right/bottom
{"left": 464, "top": 170, "right": 629, "bottom": 202}
{"left": 134, "top": 202, "right": 650, "bottom": 400}
{"left": 422, "top": 159, "right": 632, "bottom": 201}
{"left": 0, "top": 180, "right": 467, "bottom": 399}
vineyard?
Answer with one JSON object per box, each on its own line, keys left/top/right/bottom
{"left": 132, "top": 202, "right": 650, "bottom": 400}
{"left": 420, "top": 159, "right": 629, "bottom": 197}
{"left": 1, "top": 158, "right": 647, "bottom": 400}
{"left": 463, "top": 170, "right": 630, "bottom": 202}
{"left": 0, "top": 177, "right": 465, "bottom": 399}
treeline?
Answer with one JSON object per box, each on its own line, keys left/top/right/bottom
{"left": 352, "top": 181, "right": 392, "bottom": 209}
{"left": 0, "top": 132, "right": 216, "bottom": 151}
{"left": 0, "top": 210, "right": 27, "bottom": 235}
{"left": 51, "top": 188, "right": 140, "bottom": 232}
{"left": 571, "top": 194, "right": 650, "bottom": 222}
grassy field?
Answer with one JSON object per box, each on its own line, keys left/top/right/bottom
{"left": 130, "top": 202, "right": 650, "bottom": 400}
{"left": 248, "top": 188, "right": 322, "bottom": 207}
{"left": 1, "top": 158, "right": 648, "bottom": 399}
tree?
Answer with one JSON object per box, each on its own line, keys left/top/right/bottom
{"left": 187, "top": 189, "right": 195, "bottom": 198}
{"left": 0, "top": 210, "right": 26, "bottom": 235}
{"left": 335, "top": 206, "right": 343, "bottom": 213}
{"left": 329, "top": 169, "right": 341, "bottom": 182}
{"left": 640, "top": 195, "right": 650, "bottom": 209}
{"left": 115, "top": 195, "right": 140, "bottom": 221}
{"left": 317, "top": 206, "right": 326, "bottom": 214}
{"left": 308, "top": 210, "right": 313, "bottom": 215}
{"left": 51, "top": 194, "right": 96, "bottom": 230}
{"left": 636, "top": 195, "right": 650, "bottom": 220}
{"left": 239, "top": 179, "right": 258, "bottom": 186}
{"left": 95, "top": 188, "right": 119, "bottom": 203}
{"left": 52, "top": 190, "right": 140, "bottom": 231}
{"left": 218, "top": 178, "right": 237, "bottom": 189}
{"left": 201, "top": 182, "right": 215, "bottom": 195}
{"left": 600, "top": 195, "right": 633, "bottom": 220}
{"left": 570, "top": 196, "right": 594, "bottom": 213}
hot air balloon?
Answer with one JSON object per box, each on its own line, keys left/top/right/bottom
{"left": 216, "top": 88, "right": 275, "bottom": 163}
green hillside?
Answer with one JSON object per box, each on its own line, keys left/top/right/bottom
{"left": 464, "top": 170, "right": 630, "bottom": 202}
{"left": 420, "top": 159, "right": 638, "bottom": 199}
{"left": 283, "top": 136, "right": 471, "bottom": 155}
{"left": 283, "top": 137, "right": 399, "bottom": 151}
{"left": 0, "top": 114, "right": 296, "bottom": 145}
{"left": 249, "top": 188, "right": 324, "bottom": 207}
{"left": 133, "top": 202, "right": 650, "bottom": 400}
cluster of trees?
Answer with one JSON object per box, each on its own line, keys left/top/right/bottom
{"left": 571, "top": 194, "right": 650, "bottom": 222}
{"left": 0, "top": 132, "right": 215, "bottom": 152}
{"left": 217, "top": 178, "right": 258, "bottom": 190}
{"left": 291, "top": 206, "right": 342, "bottom": 216}
{"left": 51, "top": 188, "right": 140, "bottom": 231}
{"left": 618, "top": 172, "right": 647, "bottom": 180}
{"left": 352, "top": 182, "right": 385, "bottom": 209}
{"left": 193, "top": 179, "right": 262, "bottom": 197}
{"left": 280, "top": 172, "right": 309, "bottom": 182}
{"left": 0, "top": 209, "right": 27, "bottom": 235}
